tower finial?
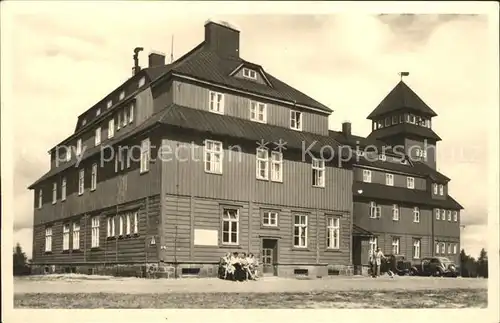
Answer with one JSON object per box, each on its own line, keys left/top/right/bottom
{"left": 399, "top": 71, "right": 410, "bottom": 82}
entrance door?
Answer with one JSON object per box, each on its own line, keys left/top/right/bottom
{"left": 262, "top": 239, "right": 278, "bottom": 276}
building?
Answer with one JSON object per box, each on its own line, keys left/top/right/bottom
{"left": 29, "top": 20, "right": 355, "bottom": 278}
{"left": 28, "top": 20, "right": 463, "bottom": 278}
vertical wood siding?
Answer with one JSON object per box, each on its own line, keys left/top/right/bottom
{"left": 353, "top": 167, "right": 427, "bottom": 190}
{"left": 172, "top": 80, "right": 329, "bottom": 136}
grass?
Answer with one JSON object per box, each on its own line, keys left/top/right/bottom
{"left": 14, "top": 289, "right": 487, "bottom": 309}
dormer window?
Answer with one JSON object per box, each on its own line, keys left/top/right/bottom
{"left": 107, "top": 100, "right": 112, "bottom": 109}
{"left": 138, "top": 77, "right": 146, "bottom": 87}
{"left": 96, "top": 108, "right": 101, "bottom": 117}
{"left": 384, "top": 117, "right": 390, "bottom": 126}
{"left": 378, "top": 154, "right": 386, "bottom": 161}
{"left": 392, "top": 116, "right": 398, "bottom": 125}
{"left": 433, "top": 183, "right": 438, "bottom": 194}
{"left": 290, "top": 111, "right": 302, "bottom": 131}
{"left": 439, "top": 184, "right": 444, "bottom": 196}
{"left": 119, "top": 91, "right": 125, "bottom": 100}
{"left": 250, "top": 101, "right": 267, "bottom": 123}
{"left": 242, "top": 68, "right": 257, "bottom": 80}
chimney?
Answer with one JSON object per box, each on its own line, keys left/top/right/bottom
{"left": 148, "top": 51, "right": 166, "bottom": 68}
{"left": 204, "top": 19, "right": 240, "bottom": 58}
{"left": 132, "top": 47, "right": 144, "bottom": 75}
{"left": 342, "top": 122, "right": 352, "bottom": 136}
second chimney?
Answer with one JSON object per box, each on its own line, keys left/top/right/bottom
{"left": 342, "top": 122, "right": 352, "bottom": 136}
{"left": 204, "top": 19, "right": 240, "bottom": 58}
{"left": 148, "top": 52, "right": 166, "bottom": 68}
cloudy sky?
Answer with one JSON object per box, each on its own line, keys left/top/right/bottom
{"left": 3, "top": 3, "right": 496, "bottom": 259}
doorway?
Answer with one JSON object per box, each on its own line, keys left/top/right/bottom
{"left": 261, "top": 238, "right": 278, "bottom": 276}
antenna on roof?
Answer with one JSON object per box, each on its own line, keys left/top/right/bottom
{"left": 399, "top": 71, "right": 410, "bottom": 82}
{"left": 170, "top": 34, "right": 174, "bottom": 63}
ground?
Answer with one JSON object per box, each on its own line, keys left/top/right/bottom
{"left": 14, "top": 274, "right": 488, "bottom": 309}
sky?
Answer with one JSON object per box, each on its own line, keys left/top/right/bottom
{"left": 3, "top": 3, "right": 495, "bottom": 259}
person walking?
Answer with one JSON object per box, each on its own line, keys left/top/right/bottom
{"left": 374, "top": 247, "right": 386, "bottom": 277}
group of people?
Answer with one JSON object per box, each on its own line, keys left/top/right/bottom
{"left": 369, "top": 247, "right": 394, "bottom": 278}
{"left": 218, "top": 252, "right": 259, "bottom": 281}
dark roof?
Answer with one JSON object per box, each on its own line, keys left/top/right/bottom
{"left": 352, "top": 224, "right": 374, "bottom": 237}
{"left": 353, "top": 182, "right": 463, "bottom": 209}
{"left": 329, "top": 130, "right": 397, "bottom": 156}
{"left": 367, "top": 122, "right": 442, "bottom": 141}
{"left": 367, "top": 81, "right": 438, "bottom": 119}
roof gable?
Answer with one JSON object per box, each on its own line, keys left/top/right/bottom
{"left": 367, "top": 81, "right": 438, "bottom": 120}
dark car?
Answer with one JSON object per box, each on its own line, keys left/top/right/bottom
{"left": 380, "top": 254, "right": 413, "bottom": 276}
{"left": 410, "top": 257, "right": 458, "bottom": 277}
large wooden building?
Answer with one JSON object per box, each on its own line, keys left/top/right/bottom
{"left": 29, "top": 20, "right": 462, "bottom": 277}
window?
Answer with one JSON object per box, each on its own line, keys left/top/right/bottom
{"left": 133, "top": 212, "right": 139, "bottom": 234}
{"left": 413, "top": 207, "right": 420, "bottom": 223}
{"left": 63, "top": 223, "right": 70, "bottom": 251}
{"left": 95, "top": 127, "right": 101, "bottom": 146}
{"left": 407, "top": 177, "right": 415, "bottom": 189}
{"left": 66, "top": 146, "right": 71, "bottom": 161}
{"left": 91, "top": 163, "right": 97, "bottom": 191}
{"left": 107, "top": 100, "right": 112, "bottom": 108}
{"left": 362, "top": 169, "right": 372, "bottom": 183}
{"left": 435, "top": 208, "right": 440, "bottom": 220}
{"left": 129, "top": 103, "right": 134, "bottom": 123}
{"left": 119, "top": 215, "right": 124, "bottom": 236}
{"left": 447, "top": 243, "right": 452, "bottom": 254}
{"left": 441, "top": 209, "right": 446, "bottom": 221}
{"left": 250, "top": 101, "right": 267, "bottom": 123}
{"left": 271, "top": 152, "right": 283, "bottom": 182}
{"left": 385, "top": 117, "right": 390, "bottom": 126}
{"left": 399, "top": 115, "right": 404, "bottom": 123}
{"left": 126, "top": 213, "right": 131, "bottom": 235}
{"left": 222, "top": 208, "right": 239, "bottom": 245}
{"left": 312, "top": 158, "right": 325, "bottom": 187}
{"left": 409, "top": 114, "right": 416, "bottom": 124}
{"left": 392, "top": 204, "right": 399, "bottom": 221}
{"left": 119, "top": 91, "right": 125, "bottom": 100}
{"left": 108, "top": 119, "right": 115, "bottom": 138}
{"left": 204, "top": 140, "right": 223, "bottom": 174}
{"left": 326, "top": 216, "right": 340, "bottom": 249}
{"left": 61, "top": 177, "right": 67, "bottom": 201}
{"left": 453, "top": 211, "right": 458, "bottom": 222}
{"left": 413, "top": 239, "right": 421, "bottom": 259}
{"left": 433, "top": 183, "right": 438, "bottom": 194}
{"left": 369, "top": 202, "right": 381, "bottom": 219}
{"left": 242, "top": 68, "right": 257, "bottom": 79}
{"left": 91, "top": 216, "right": 100, "bottom": 248}
{"left": 392, "top": 237, "right": 400, "bottom": 254}
{"left": 52, "top": 182, "right": 57, "bottom": 204}
{"left": 441, "top": 242, "right": 446, "bottom": 254}
{"left": 138, "top": 76, "right": 146, "bottom": 87}
{"left": 256, "top": 148, "right": 269, "bottom": 180}
{"left": 72, "top": 222, "right": 80, "bottom": 250}
{"left": 209, "top": 91, "right": 224, "bottom": 114}
{"left": 377, "top": 120, "right": 383, "bottom": 129}
{"left": 140, "top": 138, "right": 151, "bottom": 173}
{"left": 378, "top": 154, "right": 387, "bottom": 161}
{"left": 439, "top": 184, "right": 444, "bottom": 195}
{"left": 37, "top": 189, "right": 43, "bottom": 208}
{"left": 290, "top": 111, "right": 302, "bottom": 131}
{"left": 78, "top": 169, "right": 84, "bottom": 195}
{"left": 82, "top": 119, "right": 87, "bottom": 126}
{"left": 117, "top": 113, "right": 121, "bottom": 130}
{"left": 122, "top": 109, "right": 128, "bottom": 127}
{"left": 436, "top": 241, "right": 440, "bottom": 254}
{"left": 385, "top": 173, "right": 394, "bottom": 186}
{"left": 369, "top": 237, "right": 378, "bottom": 253}
{"left": 76, "top": 139, "right": 82, "bottom": 156}
{"left": 392, "top": 116, "right": 398, "bottom": 125}
{"left": 107, "top": 216, "right": 115, "bottom": 238}
{"left": 96, "top": 108, "right": 101, "bottom": 117}
{"left": 262, "top": 211, "right": 278, "bottom": 227}
{"left": 45, "top": 227, "right": 52, "bottom": 252}
{"left": 453, "top": 243, "right": 457, "bottom": 254}
{"left": 293, "top": 214, "right": 308, "bottom": 248}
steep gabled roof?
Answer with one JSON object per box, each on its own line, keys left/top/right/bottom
{"left": 367, "top": 81, "right": 438, "bottom": 120}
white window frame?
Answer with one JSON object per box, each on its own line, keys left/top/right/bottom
{"left": 129, "top": 103, "right": 134, "bottom": 123}
{"left": 447, "top": 210, "right": 452, "bottom": 221}
{"left": 262, "top": 211, "right": 278, "bottom": 227}
{"left": 117, "top": 113, "right": 121, "bottom": 130}
{"left": 312, "top": 158, "right": 325, "bottom": 188}
{"left": 138, "top": 77, "right": 146, "bottom": 87}
{"left": 453, "top": 243, "right": 457, "bottom": 254}
{"left": 222, "top": 209, "right": 239, "bottom": 245}
{"left": 363, "top": 169, "right": 372, "bottom": 183}
{"left": 208, "top": 91, "right": 224, "bottom": 114}
{"left": 72, "top": 222, "right": 80, "bottom": 250}
{"left": 96, "top": 108, "right": 101, "bottom": 117}
{"left": 119, "top": 215, "right": 124, "bottom": 236}
{"left": 91, "top": 216, "right": 100, "bottom": 248}
{"left": 250, "top": 101, "right": 267, "bottom": 123}
{"left": 126, "top": 213, "right": 131, "bottom": 235}
{"left": 107, "top": 216, "right": 115, "bottom": 237}
{"left": 453, "top": 211, "right": 458, "bottom": 222}
{"left": 293, "top": 214, "right": 308, "bottom": 248}
{"left": 133, "top": 212, "right": 139, "bottom": 234}
{"left": 378, "top": 154, "right": 387, "bottom": 161}
{"left": 392, "top": 204, "right": 399, "bottom": 221}
{"left": 76, "top": 139, "right": 82, "bottom": 156}
{"left": 407, "top": 176, "right": 415, "bottom": 189}
{"left": 439, "top": 184, "right": 444, "bottom": 195}
{"left": 413, "top": 239, "right": 421, "bottom": 259}
{"left": 78, "top": 169, "right": 85, "bottom": 195}
{"left": 122, "top": 109, "right": 128, "bottom": 127}
{"left": 290, "top": 110, "right": 302, "bottom": 131}
{"left": 204, "top": 139, "right": 223, "bottom": 174}
{"left": 447, "top": 243, "right": 452, "bottom": 254}
{"left": 441, "top": 242, "right": 446, "bottom": 254}
{"left": 413, "top": 207, "right": 420, "bottom": 223}
{"left": 369, "top": 236, "right": 378, "bottom": 253}
{"left": 392, "top": 115, "right": 398, "bottom": 125}
{"left": 441, "top": 209, "right": 446, "bottom": 221}
{"left": 270, "top": 151, "right": 283, "bottom": 182}
{"left": 91, "top": 163, "right": 97, "bottom": 191}
{"left": 107, "top": 100, "right": 112, "bottom": 109}
{"left": 433, "top": 183, "right": 438, "bottom": 194}
{"left": 370, "top": 201, "right": 381, "bottom": 219}
{"left": 392, "top": 237, "right": 400, "bottom": 255}
{"left": 108, "top": 119, "right": 115, "bottom": 138}
{"left": 95, "top": 127, "right": 101, "bottom": 146}
{"left": 45, "top": 227, "right": 52, "bottom": 252}
{"left": 63, "top": 223, "right": 70, "bottom": 251}
{"left": 326, "top": 216, "right": 340, "bottom": 250}
{"left": 52, "top": 182, "right": 57, "bottom": 204}
{"left": 436, "top": 241, "right": 440, "bottom": 254}
{"left": 38, "top": 189, "right": 43, "bottom": 208}
{"left": 61, "top": 177, "right": 67, "bottom": 201}
{"left": 385, "top": 173, "right": 394, "bottom": 186}
{"left": 256, "top": 148, "right": 269, "bottom": 180}
{"left": 435, "top": 208, "right": 440, "bottom": 220}
{"left": 66, "top": 146, "right": 71, "bottom": 161}
{"left": 119, "top": 90, "right": 125, "bottom": 100}
{"left": 242, "top": 68, "right": 257, "bottom": 80}
{"left": 140, "top": 138, "right": 151, "bottom": 173}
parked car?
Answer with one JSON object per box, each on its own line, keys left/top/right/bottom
{"left": 410, "top": 257, "right": 458, "bottom": 277}
{"left": 380, "top": 254, "right": 413, "bottom": 276}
